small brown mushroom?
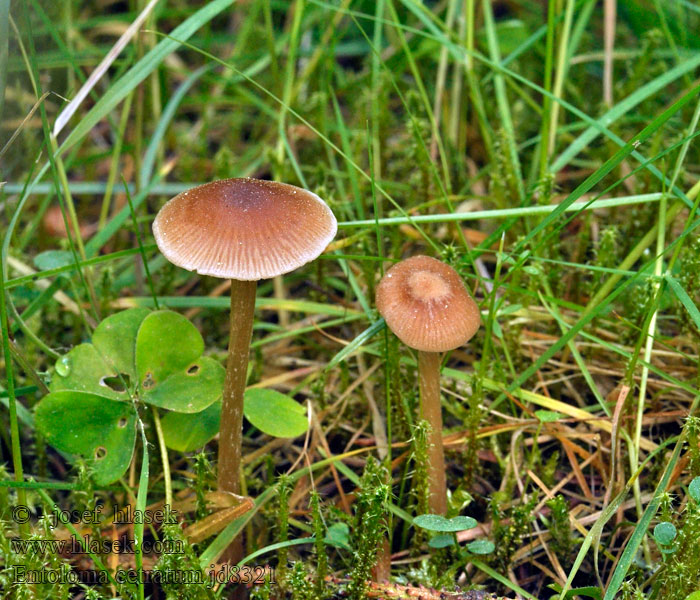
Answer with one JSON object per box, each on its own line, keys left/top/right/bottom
{"left": 153, "top": 177, "right": 336, "bottom": 519}
{"left": 376, "top": 255, "right": 481, "bottom": 514}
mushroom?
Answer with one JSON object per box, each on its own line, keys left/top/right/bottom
{"left": 153, "top": 178, "right": 337, "bottom": 500}
{"left": 375, "top": 255, "right": 481, "bottom": 514}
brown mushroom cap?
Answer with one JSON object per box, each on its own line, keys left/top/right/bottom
{"left": 376, "top": 255, "right": 481, "bottom": 352}
{"left": 152, "top": 178, "right": 337, "bottom": 281}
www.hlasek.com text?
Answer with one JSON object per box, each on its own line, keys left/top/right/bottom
{"left": 11, "top": 534, "right": 183, "bottom": 555}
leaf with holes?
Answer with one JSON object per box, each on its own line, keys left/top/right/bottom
{"left": 50, "top": 344, "right": 125, "bottom": 400}
{"left": 161, "top": 399, "right": 221, "bottom": 452}
{"left": 135, "top": 310, "right": 204, "bottom": 388}
{"left": 142, "top": 357, "right": 224, "bottom": 413}
{"left": 93, "top": 307, "right": 150, "bottom": 376}
{"left": 134, "top": 310, "right": 222, "bottom": 412}
{"left": 35, "top": 391, "right": 137, "bottom": 485}
{"left": 36, "top": 307, "right": 225, "bottom": 481}
{"left": 243, "top": 388, "right": 308, "bottom": 438}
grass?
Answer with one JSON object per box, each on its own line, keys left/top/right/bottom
{"left": 2, "top": 0, "right": 700, "bottom": 598}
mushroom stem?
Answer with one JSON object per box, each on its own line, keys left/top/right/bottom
{"left": 219, "top": 279, "right": 257, "bottom": 495}
{"left": 418, "top": 350, "right": 447, "bottom": 515}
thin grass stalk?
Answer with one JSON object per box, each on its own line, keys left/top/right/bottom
{"left": 63, "top": 0, "right": 75, "bottom": 92}
{"left": 134, "top": 421, "right": 149, "bottom": 600}
{"left": 632, "top": 97, "right": 700, "bottom": 561}
{"left": 472, "top": 234, "right": 506, "bottom": 481}
{"left": 547, "top": 0, "right": 575, "bottom": 155}
{"left": 263, "top": 0, "right": 280, "bottom": 83}
{"left": 146, "top": 1, "right": 163, "bottom": 168}
{"left": 603, "top": 0, "right": 615, "bottom": 106}
{"left": 463, "top": 0, "right": 494, "bottom": 156}
{"left": 99, "top": 93, "right": 135, "bottom": 230}
{"left": 481, "top": 0, "right": 525, "bottom": 201}
{"left": 124, "top": 177, "right": 159, "bottom": 308}
{"left": 447, "top": 0, "right": 467, "bottom": 150}
{"left": 429, "top": 0, "right": 459, "bottom": 161}
{"left": 151, "top": 407, "right": 172, "bottom": 508}
{"left": 294, "top": 0, "right": 353, "bottom": 95}
{"left": 371, "top": 0, "right": 385, "bottom": 196}
{"left": 0, "top": 0, "right": 9, "bottom": 123}
{"left": 385, "top": 0, "right": 452, "bottom": 194}
{"left": 271, "top": 0, "right": 306, "bottom": 329}
{"left": 47, "top": 131, "right": 101, "bottom": 323}
{"left": 6, "top": 298, "right": 59, "bottom": 359}
{"left": 13, "top": 8, "right": 100, "bottom": 323}
{"left": 275, "top": 0, "right": 305, "bottom": 170}
{"left": 650, "top": 0, "right": 689, "bottom": 87}
{"left": 0, "top": 255, "right": 28, "bottom": 538}
{"left": 537, "top": 0, "right": 557, "bottom": 181}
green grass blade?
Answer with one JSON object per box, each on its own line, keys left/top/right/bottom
{"left": 56, "top": 0, "right": 234, "bottom": 156}
{"left": 84, "top": 177, "right": 160, "bottom": 257}
{"left": 480, "top": 0, "right": 524, "bottom": 200}
{"left": 602, "top": 408, "right": 697, "bottom": 599}
{"left": 514, "top": 83, "right": 700, "bottom": 258}
{"left": 5, "top": 246, "right": 154, "bottom": 289}
{"left": 0, "top": 0, "right": 8, "bottom": 123}
{"left": 140, "top": 65, "right": 209, "bottom": 188}
{"left": 380, "top": 3, "right": 696, "bottom": 205}
{"left": 666, "top": 275, "right": 700, "bottom": 330}
{"left": 134, "top": 421, "right": 150, "bottom": 600}
{"left": 119, "top": 296, "right": 357, "bottom": 317}
{"left": 0, "top": 479, "right": 75, "bottom": 490}
{"left": 552, "top": 54, "right": 700, "bottom": 172}
{"left": 470, "top": 559, "right": 538, "bottom": 600}
{"left": 238, "top": 537, "right": 315, "bottom": 566}
{"left": 326, "top": 318, "right": 385, "bottom": 371}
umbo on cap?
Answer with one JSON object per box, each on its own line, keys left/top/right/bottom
{"left": 376, "top": 255, "right": 481, "bottom": 353}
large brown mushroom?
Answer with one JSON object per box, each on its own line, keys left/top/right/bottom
{"left": 376, "top": 255, "right": 481, "bottom": 514}
{"left": 153, "top": 177, "right": 337, "bottom": 506}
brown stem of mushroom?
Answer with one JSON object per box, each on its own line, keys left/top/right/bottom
{"left": 219, "top": 279, "right": 257, "bottom": 495}
{"left": 418, "top": 350, "right": 447, "bottom": 515}
{"left": 218, "top": 279, "right": 256, "bottom": 563}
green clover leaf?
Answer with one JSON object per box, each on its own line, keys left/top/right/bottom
{"left": 34, "top": 308, "right": 225, "bottom": 483}
{"left": 243, "top": 388, "right": 309, "bottom": 438}
{"left": 413, "top": 514, "right": 478, "bottom": 533}
{"left": 35, "top": 391, "right": 137, "bottom": 486}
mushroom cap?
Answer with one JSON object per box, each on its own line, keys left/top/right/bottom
{"left": 375, "top": 255, "right": 481, "bottom": 352}
{"left": 152, "top": 178, "right": 337, "bottom": 281}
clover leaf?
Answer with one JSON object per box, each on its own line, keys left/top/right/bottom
{"left": 34, "top": 308, "right": 225, "bottom": 484}
{"left": 136, "top": 311, "right": 223, "bottom": 413}
{"left": 160, "top": 400, "right": 222, "bottom": 453}
{"left": 413, "top": 514, "right": 477, "bottom": 532}
{"left": 159, "top": 381, "right": 311, "bottom": 453}
{"left": 35, "top": 391, "right": 137, "bottom": 486}
{"left": 243, "top": 388, "right": 308, "bottom": 438}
